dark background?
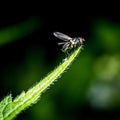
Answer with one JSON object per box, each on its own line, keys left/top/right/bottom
{"left": 0, "top": 2, "right": 120, "bottom": 120}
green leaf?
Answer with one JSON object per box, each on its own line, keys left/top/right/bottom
{"left": 0, "top": 95, "right": 12, "bottom": 120}
{"left": 0, "top": 46, "right": 83, "bottom": 120}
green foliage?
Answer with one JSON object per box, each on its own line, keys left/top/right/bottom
{"left": 1, "top": 16, "right": 120, "bottom": 120}
{"left": 0, "top": 46, "right": 83, "bottom": 120}
{"left": 0, "top": 17, "right": 40, "bottom": 46}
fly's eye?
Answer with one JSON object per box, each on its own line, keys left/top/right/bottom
{"left": 79, "top": 38, "right": 85, "bottom": 44}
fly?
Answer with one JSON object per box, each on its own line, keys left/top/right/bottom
{"left": 53, "top": 32, "right": 85, "bottom": 54}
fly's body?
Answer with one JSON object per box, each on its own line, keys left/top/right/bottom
{"left": 53, "top": 32, "right": 85, "bottom": 53}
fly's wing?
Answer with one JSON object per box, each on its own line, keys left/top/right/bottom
{"left": 53, "top": 32, "right": 72, "bottom": 41}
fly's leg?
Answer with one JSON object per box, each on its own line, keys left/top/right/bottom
{"left": 65, "top": 50, "right": 69, "bottom": 58}
{"left": 61, "top": 42, "right": 70, "bottom": 58}
{"left": 61, "top": 48, "right": 69, "bottom": 58}
{"left": 58, "top": 42, "right": 65, "bottom": 45}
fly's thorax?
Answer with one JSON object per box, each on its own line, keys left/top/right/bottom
{"left": 69, "top": 39, "right": 74, "bottom": 43}
{"left": 72, "top": 38, "right": 80, "bottom": 45}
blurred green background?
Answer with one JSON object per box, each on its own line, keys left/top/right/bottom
{"left": 0, "top": 5, "right": 120, "bottom": 120}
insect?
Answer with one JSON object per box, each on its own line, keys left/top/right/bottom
{"left": 53, "top": 32, "right": 85, "bottom": 54}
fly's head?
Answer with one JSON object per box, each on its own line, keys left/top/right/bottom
{"left": 79, "top": 37, "right": 85, "bottom": 45}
